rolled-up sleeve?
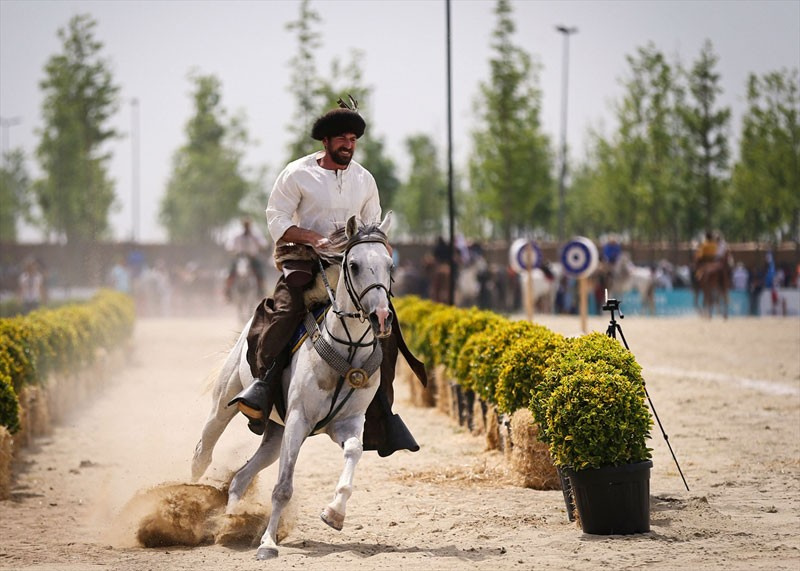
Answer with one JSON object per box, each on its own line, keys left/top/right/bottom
{"left": 266, "top": 168, "right": 300, "bottom": 243}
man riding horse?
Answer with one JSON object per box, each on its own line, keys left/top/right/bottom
{"left": 694, "top": 231, "right": 732, "bottom": 316}
{"left": 228, "top": 97, "right": 426, "bottom": 456}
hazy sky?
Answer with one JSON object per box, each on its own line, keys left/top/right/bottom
{"left": 1, "top": 0, "right": 798, "bottom": 243}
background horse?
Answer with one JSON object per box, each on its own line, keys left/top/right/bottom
{"left": 602, "top": 253, "right": 656, "bottom": 314}
{"left": 192, "top": 214, "right": 395, "bottom": 560}
{"left": 696, "top": 260, "right": 731, "bottom": 318}
{"left": 230, "top": 253, "right": 261, "bottom": 324}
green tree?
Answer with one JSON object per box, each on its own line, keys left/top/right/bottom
{"left": 730, "top": 68, "right": 800, "bottom": 241}
{"left": 570, "top": 44, "right": 689, "bottom": 243}
{"left": 285, "top": 0, "right": 325, "bottom": 160}
{"left": 34, "top": 14, "right": 120, "bottom": 243}
{"left": 468, "top": 0, "right": 553, "bottom": 242}
{"left": 0, "top": 150, "right": 31, "bottom": 242}
{"left": 283, "top": 3, "right": 399, "bottom": 210}
{"left": 159, "top": 73, "right": 252, "bottom": 243}
{"left": 394, "top": 134, "right": 447, "bottom": 237}
{"left": 680, "top": 39, "right": 731, "bottom": 234}
{"left": 317, "top": 55, "right": 399, "bottom": 209}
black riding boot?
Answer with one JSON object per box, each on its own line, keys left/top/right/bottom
{"left": 228, "top": 360, "right": 280, "bottom": 435}
{"left": 372, "top": 387, "right": 420, "bottom": 457}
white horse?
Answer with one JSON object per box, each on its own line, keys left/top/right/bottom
{"left": 516, "top": 263, "right": 562, "bottom": 314}
{"left": 192, "top": 213, "right": 395, "bottom": 560}
{"left": 604, "top": 254, "right": 656, "bottom": 314}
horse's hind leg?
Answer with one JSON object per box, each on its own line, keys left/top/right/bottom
{"left": 192, "top": 323, "right": 256, "bottom": 481}
{"left": 192, "top": 350, "right": 247, "bottom": 481}
{"left": 227, "top": 420, "right": 284, "bottom": 511}
{"left": 192, "top": 398, "right": 239, "bottom": 482}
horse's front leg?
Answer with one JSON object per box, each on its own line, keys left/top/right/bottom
{"left": 321, "top": 417, "right": 365, "bottom": 531}
{"left": 256, "top": 410, "right": 311, "bottom": 560}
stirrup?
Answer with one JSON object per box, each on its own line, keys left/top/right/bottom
{"left": 227, "top": 379, "right": 269, "bottom": 418}
{"left": 228, "top": 379, "right": 271, "bottom": 435}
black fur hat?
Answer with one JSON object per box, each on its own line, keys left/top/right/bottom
{"left": 311, "top": 96, "right": 366, "bottom": 140}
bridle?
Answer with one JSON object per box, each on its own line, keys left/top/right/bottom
{"left": 318, "top": 231, "right": 393, "bottom": 323}
{"left": 342, "top": 237, "right": 393, "bottom": 319}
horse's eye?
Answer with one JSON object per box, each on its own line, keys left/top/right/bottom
{"left": 349, "top": 261, "right": 359, "bottom": 275}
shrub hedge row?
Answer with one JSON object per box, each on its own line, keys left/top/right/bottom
{"left": 0, "top": 290, "right": 135, "bottom": 433}
{"left": 394, "top": 296, "right": 653, "bottom": 471}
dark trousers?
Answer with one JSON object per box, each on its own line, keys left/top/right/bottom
{"left": 246, "top": 275, "right": 307, "bottom": 379}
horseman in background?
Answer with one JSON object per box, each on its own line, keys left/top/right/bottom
{"left": 427, "top": 235, "right": 451, "bottom": 304}
{"left": 224, "top": 217, "right": 268, "bottom": 302}
{"left": 694, "top": 230, "right": 733, "bottom": 317}
{"left": 694, "top": 231, "right": 718, "bottom": 281}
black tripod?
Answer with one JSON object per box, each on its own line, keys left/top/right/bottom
{"left": 603, "top": 295, "right": 690, "bottom": 492}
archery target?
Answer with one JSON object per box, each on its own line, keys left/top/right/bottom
{"left": 560, "top": 237, "right": 599, "bottom": 278}
{"left": 509, "top": 239, "right": 541, "bottom": 274}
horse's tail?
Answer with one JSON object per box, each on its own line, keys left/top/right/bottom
{"left": 201, "top": 323, "right": 250, "bottom": 395}
{"left": 201, "top": 356, "right": 226, "bottom": 395}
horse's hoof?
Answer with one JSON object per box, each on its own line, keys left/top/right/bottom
{"left": 256, "top": 546, "right": 278, "bottom": 560}
{"left": 320, "top": 506, "right": 344, "bottom": 531}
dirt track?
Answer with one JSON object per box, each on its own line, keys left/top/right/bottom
{"left": 1, "top": 310, "right": 798, "bottom": 570}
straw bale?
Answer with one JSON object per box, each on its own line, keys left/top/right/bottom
{"left": 434, "top": 365, "right": 451, "bottom": 415}
{"left": 470, "top": 397, "right": 486, "bottom": 436}
{"left": 25, "top": 385, "right": 51, "bottom": 438}
{"left": 484, "top": 405, "right": 500, "bottom": 451}
{"left": 13, "top": 389, "right": 31, "bottom": 455}
{"left": 509, "top": 409, "right": 559, "bottom": 490}
{"left": 0, "top": 426, "right": 12, "bottom": 500}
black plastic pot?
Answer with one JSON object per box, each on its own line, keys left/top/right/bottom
{"left": 556, "top": 466, "right": 576, "bottom": 522}
{"left": 565, "top": 460, "right": 652, "bottom": 535}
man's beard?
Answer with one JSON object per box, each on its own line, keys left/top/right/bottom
{"left": 329, "top": 146, "right": 353, "bottom": 166}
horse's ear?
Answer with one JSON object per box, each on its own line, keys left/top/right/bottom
{"left": 378, "top": 210, "right": 393, "bottom": 236}
{"left": 345, "top": 215, "right": 359, "bottom": 239}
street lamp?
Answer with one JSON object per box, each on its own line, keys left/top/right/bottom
{"left": 131, "top": 98, "right": 140, "bottom": 243}
{"left": 555, "top": 25, "right": 577, "bottom": 242}
{"left": 446, "top": 0, "right": 456, "bottom": 305}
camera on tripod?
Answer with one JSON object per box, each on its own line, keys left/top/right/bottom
{"left": 601, "top": 290, "right": 623, "bottom": 318}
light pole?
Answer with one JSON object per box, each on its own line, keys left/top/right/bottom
{"left": 446, "top": 0, "right": 455, "bottom": 306}
{"left": 556, "top": 25, "right": 577, "bottom": 242}
{"left": 131, "top": 98, "right": 140, "bottom": 243}
{"left": 0, "top": 115, "right": 22, "bottom": 167}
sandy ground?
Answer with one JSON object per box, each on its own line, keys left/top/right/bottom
{"left": 1, "top": 308, "right": 799, "bottom": 571}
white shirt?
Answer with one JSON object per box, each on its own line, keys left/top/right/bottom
{"left": 228, "top": 230, "right": 267, "bottom": 256}
{"left": 266, "top": 151, "right": 381, "bottom": 243}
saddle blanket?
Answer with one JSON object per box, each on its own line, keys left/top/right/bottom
{"left": 289, "top": 304, "right": 331, "bottom": 354}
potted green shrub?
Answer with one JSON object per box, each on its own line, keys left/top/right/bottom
{"left": 445, "top": 309, "right": 505, "bottom": 427}
{"left": 543, "top": 334, "right": 653, "bottom": 534}
{"left": 495, "top": 325, "right": 563, "bottom": 416}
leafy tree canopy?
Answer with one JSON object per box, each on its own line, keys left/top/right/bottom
{"left": 159, "top": 72, "right": 253, "bottom": 243}
{"left": 34, "top": 13, "right": 120, "bottom": 243}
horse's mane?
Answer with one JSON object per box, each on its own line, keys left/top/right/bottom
{"left": 323, "top": 222, "right": 389, "bottom": 262}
